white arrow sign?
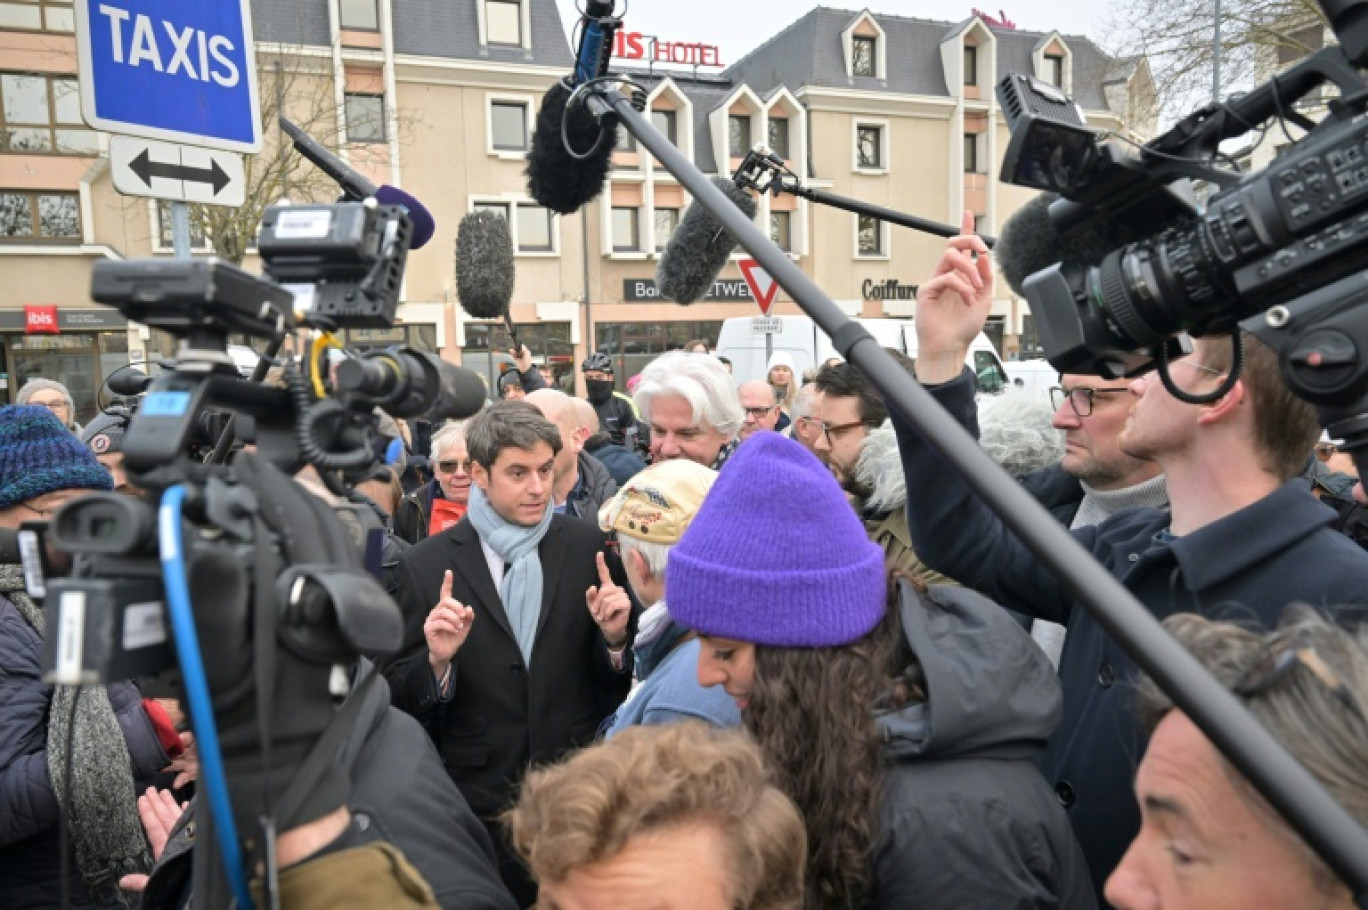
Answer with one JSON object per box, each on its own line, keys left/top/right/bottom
{"left": 110, "top": 136, "right": 245, "bottom": 207}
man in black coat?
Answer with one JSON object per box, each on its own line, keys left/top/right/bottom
{"left": 386, "top": 401, "right": 633, "bottom": 906}
{"left": 896, "top": 218, "right": 1368, "bottom": 899}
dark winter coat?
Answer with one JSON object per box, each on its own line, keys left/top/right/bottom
{"left": 872, "top": 583, "right": 1095, "bottom": 908}
{"left": 1020, "top": 462, "right": 1086, "bottom": 527}
{"left": 893, "top": 368, "right": 1368, "bottom": 894}
{"left": 584, "top": 435, "right": 646, "bottom": 486}
{"left": 394, "top": 479, "right": 439, "bottom": 546}
{"left": 139, "top": 661, "right": 517, "bottom": 910}
{"left": 385, "top": 515, "right": 633, "bottom": 904}
{"left": 590, "top": 393, "right": 640, "bottom": 451}
{"left": 565, "top": 451, "right": 618, "bottom": 522}
{"left": 0, "top": 594, "right": 169, "bottom": 910}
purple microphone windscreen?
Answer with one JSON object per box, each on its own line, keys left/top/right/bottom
{"left": 375, "top": 185, "right": 435, "bottom": 250}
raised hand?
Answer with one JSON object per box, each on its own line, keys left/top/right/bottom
{"left": 915, "top": 210, "right": 995, "bottom": 384}
{"left": 118, "top": 787, "right": 187, "bottom": 893}
{"left": 585, "top": 551, "right": 631, "bottom": 648}
{"left": 426, "top": 570, "right": 475, "bottom": 676}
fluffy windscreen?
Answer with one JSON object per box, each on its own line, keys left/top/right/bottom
{"left": 455, "top": 210, "right": 515, "bottom": 320}
{"left": 656, "top": 178, "right": 760, "bottom": 304}
{"left": 996, "top": 192, "right": 1146, "bottom": 296}
{"left": 525, "top": 79, "right": 615, "bottom": 215}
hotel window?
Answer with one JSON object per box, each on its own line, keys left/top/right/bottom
{"left": 344, "top": 93, "right": 385, "bottom": 143}
{"left": 653, "top": 208, "right": 678, "bottom": 251}
{"left": 852, "top": 36, "right": 876, "bottom": 77}
{"left": 651, "top": 109, "right": 677, "bottom": 145}
{"left": 490, "top": 100, "right": 529, "bottom": 151}
{"left": 0, "top": 0, "right": 73, "bottom": 31}
{"left": 0, "top": 189, "right": 79, "bottom": 241}
{"left": 768, "top": 118, "right": 789, "bottom": 158}
{"left": 1, "top": 74, "right": 96, "bottom": 154}
{"left": 1046, "top": 54, "right": 1064, "bottom": 88}
{"left": 728, "top": 115, "right": 751, "bottom": 158}
{"left": 339, "top": 0, "right": 378, "bottom": 30}
{"left": 857, "top": 214, "right": 883, "bottom": 256}
{"left": 770, "top": 211, "right": 792, "bottom": 252}
{"left": 611, "top": 206, "right": 639, "bottom": 251}
{"left": 856, "top": 124, "right": 883, "bottom": 169}
{"left": 486, "top": 0, "right": 521, "bottom": 45}
{"left": 516, "top": 203, "right": 553, "bottom": 253}
{"left": 964, "top": 46, "right": 978, "bottom": 85}
{"left": 964, "top": 133, "right": 980, "bottom": 173}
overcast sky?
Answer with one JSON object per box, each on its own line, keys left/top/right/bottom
{"left": 553, "top": 0, "right": 1132, "bottom": 66}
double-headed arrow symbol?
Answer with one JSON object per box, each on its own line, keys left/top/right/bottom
{"left": 129, "top": 149, "right": 232, "bottom": 195}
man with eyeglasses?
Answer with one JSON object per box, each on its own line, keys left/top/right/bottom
{"left": 1024, "top": 378, "right": 1169, "bottom": 667}
{"left": 736, "top": 382, "right": 780, "bottom": 441}
{"left": 811, "top": 358, "right": 953, "bottom": 585}
{"left": 892, "top": 215, "right": 1368, "bottom": 898}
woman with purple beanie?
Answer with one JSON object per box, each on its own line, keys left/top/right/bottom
{"left": 667, "top": 431, "right": 1096, "bottom": 910}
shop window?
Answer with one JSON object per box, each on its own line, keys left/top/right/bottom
{"left": 1, "top": 73, "right": 96, "bottom": 154}
{"left": 616, "top": 124, "right": 636, "bottom": 152}
{"left": 0, "top": 189, "right": 79, "bottom": 241}
{"left": 344, "top": 93, "right": 385, "bottom": 143}
{"left": 595, "top": 321, "right": 723, "bottom": 390}
{"left": 462, "top": 320, "right": 572, "bottom": 396}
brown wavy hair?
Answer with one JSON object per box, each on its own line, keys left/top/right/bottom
{"left": 744, "top": 573, "right": 919, "bottom": 909}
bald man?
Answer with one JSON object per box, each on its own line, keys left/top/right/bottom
{"left": 526, "top": 389, "right": 619, "bottom": 520}
{"left": 737, "top": 381, "right": 781, "bottom": 441}
{"left": 574, "top": 397, "right": 647, "bottom": 486}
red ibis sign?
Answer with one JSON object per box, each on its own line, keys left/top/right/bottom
{"left": 613, "top": 32, "right": 724, "bottom": 67}
{"left": 24, "top": 305, "right": 58, "bottom": 334}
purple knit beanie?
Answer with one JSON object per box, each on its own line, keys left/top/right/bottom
{"left": 667, "top": 431, "right": 886, "bottom": 647}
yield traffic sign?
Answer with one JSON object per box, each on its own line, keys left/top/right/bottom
{"left": 110, "top": 136, "right": 245, "bottom": 206}
{"left": 738, "top": 258, "right": 780, "bottom": 315}
{"left": 74, "top": 0, "right": 263, "bottom": 152}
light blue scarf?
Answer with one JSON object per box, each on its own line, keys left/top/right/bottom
{"left": 466, "top": 484, "right": 554, "bottom": 665}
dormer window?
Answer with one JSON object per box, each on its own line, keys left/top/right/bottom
{"left": 768, "top": 118, "right": 790, "bottom": 159}
{"left": 964, "top": 46, "right": 978, "bottom": 85}
{"left": 486, "top": 0, "right": 521, "bottom": 45}
{"left": 729, "top": 115, "right": 752, "bottom": 158}
{"left": 852, "top": 36, "right": 876, "bottom": 76}
{"left": 1045, "top": 54, "right": 1064, "bottom": 87}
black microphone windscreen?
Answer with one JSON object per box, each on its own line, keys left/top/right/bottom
{"left": 108, "top": 367, "right": 152, "bottom": 397}
{"left": 375, "top": 185, "right": 435, "bottom": 250}
{"left": 997, "top": 192, "right": 1146, "bottom": 297}
{"left": 656, "top": 177, "right": 759, "bottom": 304}
{"left": 425, "top": 356, "right": 490, "bottom": 421}
{"left": 455, "top": 210, "right": 515, "bottom": 320}
{"left": 525, "top": 79, "right": 613, "bottom": 215}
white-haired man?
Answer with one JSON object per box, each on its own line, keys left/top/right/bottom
{"left": 598, "top": 459, "right": 740, "bottom": 737}
{"left": 634, "top": 351, "right": 744, "bottom": 470}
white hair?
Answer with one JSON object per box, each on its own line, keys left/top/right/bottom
{"left": 634, "top": 350, "right": 744, "bottom": 439}
{"left": 429, "top": 420, "right": 468, "bottom": 461}
{"left": 977, "top": 389, "right": 1065, "bottom": 478}
{"left": 618, "top": 533, "right": 674, "bottom": 577}
{"left": 790, "top": 384, "right": 819, "bottom": 422}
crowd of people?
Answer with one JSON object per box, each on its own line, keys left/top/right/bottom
{"left": 3, "top": 220, "right": 1368, "bottom": 909}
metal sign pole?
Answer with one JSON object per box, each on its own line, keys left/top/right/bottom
{"left": 171, "top": 201, "right": 192, "bottom": 259}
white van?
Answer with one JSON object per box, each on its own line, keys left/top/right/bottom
{"left": 715, "top": 315, "right": 1009, "bottom": 394}
{"left": 1003, "top": 359, "right": 1058, "bottom": 403}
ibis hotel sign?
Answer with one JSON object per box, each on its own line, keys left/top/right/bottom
{"left": 613, "top": 32, "right": 724, "bottom": 67}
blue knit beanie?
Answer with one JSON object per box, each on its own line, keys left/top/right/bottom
{"left": 667, "top": 431, "right": 887, "bottom": 647}
{"left": 0, "top": 406, "right": 113, "bottom": 510}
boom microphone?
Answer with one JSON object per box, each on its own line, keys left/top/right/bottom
{"left": 656, "top": 177, "right": 759, "bottom": 304}
{"left": 278, "top": 116, "right": 435, "bottom": 250}
{"left": 524, "top": 1, "right": 620, "bottom": 214}
{"left": 455, "top": 210, "right": 519, "bottom": 348}
{"left": 108, "top": 367, "right": 153, "bottom": 397}
{"left": 996, "top": 192, "right": 1145, "bottom": 297}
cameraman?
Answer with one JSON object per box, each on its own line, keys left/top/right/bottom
{"left": 0, "top": 405, "right": 180, "bottom": 909}
{"left": 894, "top": 217, "right": 1368, "bottom": 896}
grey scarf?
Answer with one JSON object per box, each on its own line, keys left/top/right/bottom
{"left": 2, "top": 565, "right": 152, "bottom": 907}
{"left": 466, "top": 485, "right": 553, "bottom": 666}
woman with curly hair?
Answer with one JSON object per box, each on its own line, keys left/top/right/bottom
{"left": 668, "top": 432, "right": 1096, "bottom": 909}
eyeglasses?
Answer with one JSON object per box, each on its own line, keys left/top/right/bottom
{"left": 30, "top": 400, "right": 68, "bottom": 413}
{"left": 1234, "top": 633, "right": 1364, "bottom": 723}
{"left": 436, "top": 459, "right": 473, "bottom": 474}
{"left": 742, "top": 405, "right": 776, "bottom": 420}
{"left": 1049, "top": 386, "right": 1128, "bottom": 418}
{"left": 819, "top": 419, "right": 870, "bottom": 443}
